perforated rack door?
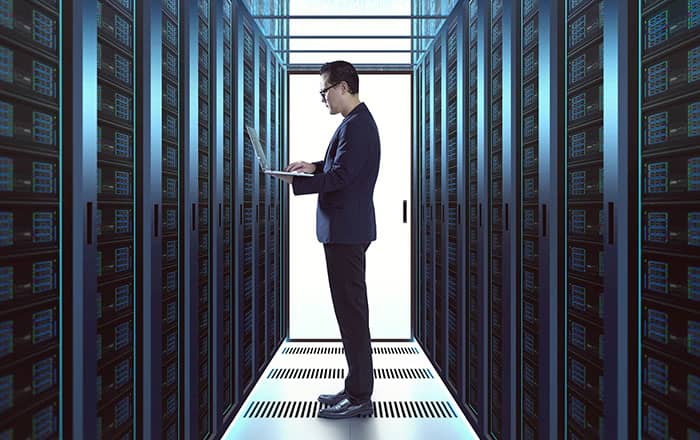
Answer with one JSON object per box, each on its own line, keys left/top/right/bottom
{"left": 255, "top": 36, "right": 267, "bottom": 375}
{"left": 641, "top": 0, "right": 700, "bottom": 437}
{"left": 519, "top": 0, "right": 541, "bottom": 437}
{"left": 465, "top": 0, "right": 480, "bottom": 418}
{"left": 0, "top": 0, "right": 61, "bottom": 436}
{"left": 487, "top": 1, "right": 505, "bottom": 436}
{"left": 222, "top": 0, "right": 234, "bottom": 414}
{"left": 196, "top": 0, "right": 213, "bottom": 436}
{"left": 96, "top": 0, "right": 136, "bottom": 437}
{"left": 160, "top": 0, "right": 181, "bottom": 437}
{"left": 565, "top": 0, "right": 606, "bottom": 437}
{"left": 237, "top": 15, "right": 255, "bottom": 399}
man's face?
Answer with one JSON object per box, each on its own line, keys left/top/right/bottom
{"left": 320, "top": 73, "right": 340, "bottom": 115}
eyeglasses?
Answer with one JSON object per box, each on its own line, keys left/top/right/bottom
{"left": 319, "top": 82, "right": 340, "bottom": 103}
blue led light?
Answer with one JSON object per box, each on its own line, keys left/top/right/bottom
{"left": 32, "top": 10, "right": 54, "bottom": 49}
{"left": 646, "top": 309, "right": 669, "bottom": 343}
{"left": 570, "top": 284, "right": 586, "bottom": 311}
{"left": 646, "top": 61, "right": 668, "bottom": 97}
{"left": 646, "top": 260, "right": 669, "bottom": 293}
{"left": 32, "top": 61, "right": 55, "bottom": 97}
{"left": 32, "top": 357, "right": 54, "bottom": 394}
{"left": 32, "top": 260, "right": 54, "bottom": 293}
{"left": 31, "top": 405, "right": 56, "bottom": 438}
{"left": 0, "top": 212, "right": 11, "bottom": 247}
{"left": 646, "top": 406, "right": 668, "bottom": 438}
{"left": 32, "top": 111, "right": 54, "bottom": 145}
{"left": 646, "top": 357, "right": 668, "bottom": 394}
{"left": 115, "top": 284, "right": 130, "bottom": 311}
{"left": 646, "top": 11, "right": 668, "bottom": 49}
{"left": 0, "top": 46, "right": 11, "bottom": 83}
{"left": 646, "top": 162, "right": 668, "bottom": 193}
{"left": 646, "top": 212, "right": 668, "bottom": 243}
{"left": 570, "top": 15, "right": 586, "bottom": 48}
{"left": 31, "top": 309, "right": 54, "bottom": 343}
{"left": 570, "top": 321, "right": 586, "bottom": 349}
{"left": 570, "top": 358, "right": 585, "bottom": 387}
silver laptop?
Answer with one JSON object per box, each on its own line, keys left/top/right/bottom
{"left": 246, "top": 125, "right": 313, "bottom": 177}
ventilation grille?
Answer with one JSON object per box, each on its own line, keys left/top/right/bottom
{"left": 243, "top": 400, "right": 456, "bottom": 418}
{"left": 266, "top": 368, "right": 433, "bottom": 379}
{"left": 281, "top": 346, "right": 420, "bottom": 355}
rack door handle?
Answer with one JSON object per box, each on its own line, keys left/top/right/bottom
{"left": 154, "top": 204, "right": 159, "bottom": 237}
{"left": 87, "top": 202, "right": 93, "bottom": 244}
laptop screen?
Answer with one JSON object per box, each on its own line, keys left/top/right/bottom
{"left": 246, "top": 125, "right": 269, "bottom": 171}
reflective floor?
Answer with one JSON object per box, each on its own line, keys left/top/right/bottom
{"left": 223, "top": 341, "right": 479, "bottom": 440}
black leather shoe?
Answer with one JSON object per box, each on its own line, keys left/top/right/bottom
{"left": 317, "top": 390, "right": 347, "bottom": 406}
{"left": 318, "top": 398, "right": 373, "bottom": 419}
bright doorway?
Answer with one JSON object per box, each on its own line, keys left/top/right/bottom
{"left": 288, "top": 73, "right": 412, "bottom": 340}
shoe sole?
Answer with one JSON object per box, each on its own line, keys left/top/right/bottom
{"left": 317, "top": 407, "right": 374, "bottom": 419}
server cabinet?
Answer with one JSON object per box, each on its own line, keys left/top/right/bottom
{"left": 233, "top": 3, "right": 285, "bottom": 413}
{"left": 640, "top": 0, "right": 700, "bottom": 437}
{"left": 160, "top": 0, "right": 181, "bottom": 437}
{"left": 422, "top": 49, "right": 435, "bottom": 361}
{"left": 95, "top": 0, "right": 137, "bottom": 436}
{"left": 235, "top": 11, "right": 255, "bottom": 400}
{"left": 465, "top": 0, "right": 480, "bottom": 420}
{"left": 197, "top": 0, "right": 213, "bottom": 435}
{"left": 565, "top": 0, "right": 606, "bottom": 437}
{"left": 255, "top": 34, "right": 267, "bottom": 375}
{"left": 434, "top": 35, "right": 445, "bottom": 377}
{"left": 444, "top": 13, "right": 465, "bottom": 402}
{"left": 0, "top": 0, "right": 64, "bottom": 437}
{"left": 520, "top": 0, "right": 541, "bottom": 437}
{"left": 267, "top": 54, "right": 281, "bottom": 358}
{"left": 222, "top": 0, "right": 235, "bottom": 419}
{"left": 488, "top": 0, "right": 505, "bottom": 436}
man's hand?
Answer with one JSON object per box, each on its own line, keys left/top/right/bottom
{"left": 286, "top": 161, "right": 316, "bottom": 173}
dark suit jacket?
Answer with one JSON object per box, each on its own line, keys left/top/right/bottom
{"left": 292, "top": 102, "right": 380, "bottom": 244}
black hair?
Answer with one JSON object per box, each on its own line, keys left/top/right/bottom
{"left": 320, "top": 60, "right": 359, "bottom": 95}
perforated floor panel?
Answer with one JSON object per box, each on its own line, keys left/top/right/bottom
{"left": 223, "top": 341, "right": 478, "bottom": 440}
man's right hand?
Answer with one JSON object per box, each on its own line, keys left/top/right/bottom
{"left": 286, "top": 161, "right": 316, "bottom": 173}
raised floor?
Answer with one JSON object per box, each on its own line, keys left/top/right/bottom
{"left": 223, "top": 341, "right": 479, "bottom": 440}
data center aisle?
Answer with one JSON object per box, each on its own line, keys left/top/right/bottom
{"left": 223, "top": 341, "right": 479, "bottom": 440}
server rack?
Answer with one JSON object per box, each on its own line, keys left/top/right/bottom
{"left": 466, "top": 0, "right": 480, "bottom": 420}
{"left": 444, "top": 13, "right": 463, "bottom": 400}
{"left": 640, "top": 0, "right": 700, "bottom": 437}
{"left": 95, "top": 0, "right": 136, "bottom": 436}
{"left": 197, "top": 0, "right": 212, "bottom": 435}
{"left": 423, "top": 49, "right": 434, "bottom": 361}
{"left": 0, "top": 0, "right": 61, "bottom": 437}
{"left": 565, "top": 0, "right": 606, "bottom": 437}
{"left": 488, "top": 0, "right": 504, "bottom": 436}
{"left": 520, "top": 0, "right": 540, "bottom": 437}
{"left": 267, "top": 54, "right": 280, "bottom": 357}
{"left": 160, "top": 0, "right": 180, "bottom": 437}
{"left": 434, "top": 34, "right": 445, "bottom": 377}
{"left": 222, "top": 0, "right": 234, "bottom": 418}
{"left": 255, "top": 35, "right": 267, "bottom": 375}
{"left": 232, "top": 3, "right": 285, "bottom": 417}
{"left": 235, "top": 12, "right": 255, "bottom": 400}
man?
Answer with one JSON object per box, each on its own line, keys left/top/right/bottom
{"left": 274, "top": 61, "right": 380, "bottom": 419}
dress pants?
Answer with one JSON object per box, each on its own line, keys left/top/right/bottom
{"left": 323, "top": 242, "right": 374, "bottom": 403}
